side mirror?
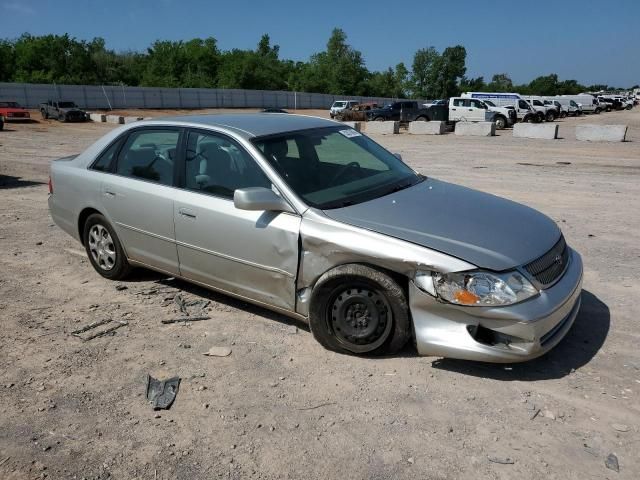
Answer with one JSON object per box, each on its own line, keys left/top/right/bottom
{"left": 234, "top": 187, "right": 295, "bottom": 213}
{"left": 393, "top": 153, "right": 402, "bottom": 161}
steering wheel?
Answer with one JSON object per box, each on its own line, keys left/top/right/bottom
{"left": 330, "top": 161, "right": 361, "bottom": 184}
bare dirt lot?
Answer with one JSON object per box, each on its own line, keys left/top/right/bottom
{"left": 1, "top": 109, "right": 639, "bottom": 479}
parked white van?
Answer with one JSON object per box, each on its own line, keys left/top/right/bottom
{"left": 558, "top": 94, "right": 601, "bottom": 114}
{"left": 460, "top": 92, "right": 538, "bottom": 123}
{"left": 522, "top": 96, "right": 557, "bottom": 122}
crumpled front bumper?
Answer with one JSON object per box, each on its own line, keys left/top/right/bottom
{"left": 410, "top": 248, "right": 583, "bottom": 363}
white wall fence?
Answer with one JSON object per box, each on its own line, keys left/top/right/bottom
{"left": 0, "top": 82, "right": 398, "bottom": 110}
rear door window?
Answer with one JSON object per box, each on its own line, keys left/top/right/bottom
{"left": 115, "top": 129, "right": 180, "bottom": 186}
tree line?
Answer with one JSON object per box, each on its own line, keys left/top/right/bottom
{"left": 0, "top": 29, "right": 629, "bottom": 99}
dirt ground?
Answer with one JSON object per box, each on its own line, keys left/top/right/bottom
{"left": 0, "top": 108, "right": 638, "bottom": 479}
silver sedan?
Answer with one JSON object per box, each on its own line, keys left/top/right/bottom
{"left": 48, "top": 114, "right": 583, "bottom": 362}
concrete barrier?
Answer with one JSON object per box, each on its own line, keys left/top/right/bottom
{"left": 409, "top": 121, "right": 445, "bottom": 135}
{"left": 341, "top": 121, "right": 362, "bottom": 132}
{"left": 454, "top": 122, "right": 495, "bottom": 137}
{"left": 88, "top": 113, "right": 106, "bottom": 122}
{"left": 365, "top": 121, "right": 399, "bottom": 135}
{"left": 106, "top": 115, "right": 124, "bottom": 124}
{"left": 123, "top": 116, "right": 144, "bottom": 124}
{"left": 513, "top": 123, "right": 559, "bottom": 139}
{"left": 576, "top": 124, "right": 628, "bottom": 142}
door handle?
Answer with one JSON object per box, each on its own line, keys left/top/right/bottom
{"left": 178, "top": 208, "right": 196, "bottom": 219}
{"left": 103, "top": 191, "right": 115, "bottom": 198}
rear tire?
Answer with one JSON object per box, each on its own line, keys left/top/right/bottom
{"left": 83, "top": 213, "right": 131, "bottom": 280}
{"left": 42, "top": 110, "right": 48, "bottom": 119}
{"left": 415, "top": 116, "right": 429, "bottom": 122}
{"left": 374, "top": 116, "right": 384, "bottom": 122}
{"left": 560, "top": 111, "right": 567, "bottom": 118}
{"left": 545, "top": 111, "right": 555, "bottom": 122}
{"left": 309, "top": 264, "right": 411, "bottom": 356}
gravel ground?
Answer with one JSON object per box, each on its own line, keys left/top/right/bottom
{"left": 0, "top": 109, "right": 638, "bottom": 479}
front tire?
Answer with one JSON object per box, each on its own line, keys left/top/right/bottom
{"left": 373, "top": 116, "right": 385, "bottom": 122}
{"left": 309, "top": 264, "right": 410, "bottom": 356}
{"left": 494, "top": 115, "right": 506, "bottom": 130}
{"left": 545, "top": 111, "right": 555, "bottom": 122}
{"left": 83, "top": 213, "right": 131, "bottom": 280}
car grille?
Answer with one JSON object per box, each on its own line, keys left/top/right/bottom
{"left": 523, "top": 235, "right": 569, "bottom": 287}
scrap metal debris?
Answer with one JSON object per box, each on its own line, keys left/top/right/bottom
{"left": 487, "top": 455, "right": 515, "bottom": 465}
{"left": 161, "top": 316, "right": 210, "bottom": 324}
{"left": 71, "top": 319, "right": 128, "bottom": 341}
{"left": 146, "top": 375, "right": 180, "bottom": 410}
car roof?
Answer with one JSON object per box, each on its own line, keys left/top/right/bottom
{"left": 156, "top": 113, "right": 337, "bottom": 139}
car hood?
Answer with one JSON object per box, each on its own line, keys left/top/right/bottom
{"left": 322, "top": 178, "right": 561, "bottom": 271}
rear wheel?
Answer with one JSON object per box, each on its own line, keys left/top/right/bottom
{"left": 41, "top": 110, "right": 48, "bottom": 119}
{"left": 374, "top": 116, "right": 385, "bottom": 122}
{"left": 494, "top": 115, "right": 506, "bottom": 130}
{"left": 83, "top": 213, "right": 131, "bottom": 280}
{"left": 594, "top": 108, "right": 601, "bottom": 114}
{"left": 545, "top": 111, "right": 555, "bottom": 122}
{"left": 415, "top": 116, "right": 429, "bottom": 122}
{"left": 560, "top": 111, "right": 567, "bottom": 118}
{"left": 309, "top": 264, "right": 410, "bottom": 356}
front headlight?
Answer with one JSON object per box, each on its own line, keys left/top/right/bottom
{"left": 416, "top": 270, "right": 538, "bottom": 307}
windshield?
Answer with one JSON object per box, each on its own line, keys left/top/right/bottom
{"left": 332, "top": 102, "right": 346, "bottom": 108}
{"left": 483, "top": 100, "right": 496, "bottom": 107}
{"left": 570, "top": 100, "right": 578, "bottom": 107}
{"left": 0, "top": 101, "right": 21, "bottom": 108}
{"left": 58, "top": 102, "right": 76, "bottom": 108}
{"left": 252, "top": 126, "right": 423, "bottom": 210}
{"left": 533, "top": 100, "right": 544, "bottom": 106}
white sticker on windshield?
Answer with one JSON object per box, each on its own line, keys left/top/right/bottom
{"left": 339, "top": 129, "right": 362, "bottom": 138}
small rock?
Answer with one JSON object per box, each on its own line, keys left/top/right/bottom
{"left": 488, "top": 455, "right": 515, "bottom": 465}
{"left": 198, "top": 386, "right": 207, "bottom": 391}
{"left": 203, "top": 346, "right": 232, "bottom": 357}
{"left": 543, "top": 410, "right": 556, "bottom": 420}
{"left": 611, "top": 423, "right": 629, "bottom": 432}
{"left": 286, "top": 326, "right": 298, "bottom": 334}
{"left": 35, "top": 241, "right": 43, "bottom": 246}
{"left": 605, "top": 453, "right": 619, "bottom": 472}
{"left": 115, "top": 284, "right": 128, "bottom": 291}
{"left": 407, "top": 457, "right": 414, "bottom": 464}
{"left": 203, "top": 403, "right": 209, "bottom": 409}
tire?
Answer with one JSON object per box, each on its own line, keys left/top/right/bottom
{"left": 525, "top": 114, "right": 535, "bottom": 123}
{"left": 59, "top": 113, "right": 67, "bottom": 122}
{"left": 309, "top": 264, "right": 411, "bottom": 356}
{"left": 626, "top": 105, "right": 632, "bottom": 110}
{"left": 494, "top": 115, "right": 506, "bottom": 130}
{"left": 373, "top": 116, "right": 385, "bottom": 122}
{"left": 41, "top": 110, "right": 48, "bottom": 120}
{"left": 415, "top": 116, "right": 429, "bottom": 122}
{"left": 83, "top": 213, "right": 131, "bottom": 280}
{"left": 545, "top": 111, "right": 555, "bottom": 122}
{"left": 594, "top": 108, "right": 601, "bottom": 114}
{"left": 560, "top": 111, "right": 567, "bottom": 118}
{"left": 0, "top": 121, "right": 3, "bottom": 131}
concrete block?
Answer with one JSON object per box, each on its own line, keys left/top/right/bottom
{"left": 88, "top": 113, "right": 106, "bottom": 122}
{"left": 365, "top": 121, "right": 399, "bottom": 135}
{"left": 106, "top": 115, "right": 124, "bottom": 124}
{"left": 576, "top": 124, "right": 628, "bottom": 142}
{"left": 409, "top": 121, "right": 445, "bottom": 135}
{"left": 123, "top": 116, "right": 144, "bottom": 124}
{"left": 341, "top": 121, "right": 361, "bottom": 132}
{"left": 454, "top": 122, "right": 495, "bottom": 137}
{"left": 513, "top": 123, "right": 559, "bottom": 139}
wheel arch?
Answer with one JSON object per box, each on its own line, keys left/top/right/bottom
{"left": 77, "top": 207, "right": 103, "bottom": 246}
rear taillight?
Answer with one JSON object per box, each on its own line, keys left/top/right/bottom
{"left": 48, "top": 176, "right": 53, "bottom": 194}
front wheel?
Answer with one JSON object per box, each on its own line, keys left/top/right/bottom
{"left": 41, "top": 110, "right": 48, "bottom": 119}
{"left": 373, "top": 116, "right": 385, "bottom": 122}
{"left": 309, "top": 264, "right": 411, "bottom": 356}
{"left": 83, "top": 213, "right": 131, "bottom": 280}
{"left": 494, "top": 116, "right": 506, "bottom": 130}
{"left": 545, "top": 111, "right": 555, "bottom": 122}
{"left": 415, "top": 116, "right": 429, "bottom": 122}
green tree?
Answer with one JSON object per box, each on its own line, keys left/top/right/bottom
{"left": 433, "top": 46, "right": 466, "bottom": 98}
{"left": 410, "top": 47, "right": 440, "bottom": 98}
{"left": 142, "top": 38, "right": 219, "bottom": 87}
{"left": 487, "top": 73, "right": 513, "bottom": 92}
{"left": 459, "top": 76, "right": 485, "bottom": 92}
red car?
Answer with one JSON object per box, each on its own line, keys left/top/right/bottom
{"left": 0, "top": 101, "right": 31, "bottom": 121}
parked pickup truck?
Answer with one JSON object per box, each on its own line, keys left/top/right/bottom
{"left": 372, "top": 98, "right": 516, "bottom": 129}
{"left": 40, "top": 100, "right": 88, "bottom": 122}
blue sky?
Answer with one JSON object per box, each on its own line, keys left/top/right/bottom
{"left": 1, "top": 0, "right": 638, "bottom": 86}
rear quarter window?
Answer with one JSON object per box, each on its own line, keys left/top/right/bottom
{"left": 90, "top": 138, "right": 123, "bottom": 172}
